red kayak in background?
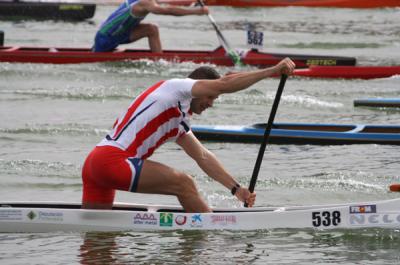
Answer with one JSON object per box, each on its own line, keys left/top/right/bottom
{"left": 293, "top": 65, "right": 400, "bottom": 79}
{"left": 0, "top": 45, "right": 356, "bottom": 68}
{"left": 159, "top": 0, "right": 400, "bottom": 8}
{"left": 1, "top": 45, "right": 398, "bottom": 79}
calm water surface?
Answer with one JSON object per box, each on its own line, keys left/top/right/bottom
{"left": 0, "top": 5, "right": 400, "bottom": 264}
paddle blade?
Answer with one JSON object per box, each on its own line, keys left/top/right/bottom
{"left": 227, "top": 50, "right": 244, "bottom": 66}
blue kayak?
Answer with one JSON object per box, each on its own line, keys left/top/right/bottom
{"left": 191, "top": 123, "right": 400, "bottom": 145}
{"left": 354, "top": 98, "right": 400, "bottom": 108}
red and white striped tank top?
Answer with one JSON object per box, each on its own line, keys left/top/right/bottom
{"left": 98, "top": 78, "right": 196, "bottom": 159}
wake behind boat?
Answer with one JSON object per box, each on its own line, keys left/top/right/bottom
{"left": 0, "top": 45, "right": 356, "bottom": 68}
{"left": 191, "top": 123, "right": 400, "bottom": 145}
{"left": 1, "top": 198, "right": 400, "bottom": 232}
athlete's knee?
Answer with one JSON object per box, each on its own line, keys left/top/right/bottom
{"left": 175, "top": 172, "right": 198, "bottom": 197}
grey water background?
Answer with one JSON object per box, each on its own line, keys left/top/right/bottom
{"left": 1, "top": 5, "right": 400, "bottom": 264}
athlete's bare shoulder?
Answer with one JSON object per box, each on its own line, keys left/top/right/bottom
{"left": 132, "top": 0, "right": 158, "bottom": 16}
{"left": 136, "top": 0, "right": 158, "bottom": 9}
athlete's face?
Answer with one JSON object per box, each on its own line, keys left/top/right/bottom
{"left": 190, "top": 95, "right": 218, "bottom": 114}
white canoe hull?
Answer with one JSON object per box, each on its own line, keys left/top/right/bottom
{"left": 1, "top": 199, "right": 400, "bottom": 232}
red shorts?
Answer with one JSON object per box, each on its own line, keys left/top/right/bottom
{"left": 81, "top": 146, "right": 143, "bottom": 204}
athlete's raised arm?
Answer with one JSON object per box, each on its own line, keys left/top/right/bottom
{"left": 133, "top": 0, "right": 208, "bottom": 17}
{"left": 191, "top": 58, "right": 295, "bottom": 98}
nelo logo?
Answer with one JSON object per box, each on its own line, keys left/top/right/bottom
{"left": 350, "top": 213, "right": 400, "bottom": 226}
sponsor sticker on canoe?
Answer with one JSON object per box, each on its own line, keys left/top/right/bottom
{"left": 159, "top": 213, "right": 173, "bottom": 227}
{"left": 38, "top": 211, "right": 63, "bottom": 222}
{"left": 133, "top": 213, "right": 157, "bottom": 225}
{"left": 306, "top": 59, "right": 337, "bottom": 66}
{"left": 59, "top": 5, "right": 84, "bottom": 10}
{"left": 175, "top": 215, "right": 187, "bottom": 226}
{"left": 211, "top": 215, "right": 237, "bottom": 226}
{"left": 349, "top": 213, "right": 400, "bottom": 226}
{"left": 349, "top": 205, "right": 376, "bottom": 214}
{"left": 0, "top": 209, "right": 23, "bottom": 221}
{"left": 27, "top": 211, "right": 37, "bottom": 220}
{"left": 190, "top": 214, "right": 203, "bottom": 228}
{"left": 27, "top": 210, "right": 63, "bottom": 222}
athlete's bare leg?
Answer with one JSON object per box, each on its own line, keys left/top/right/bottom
{"left": 129, "top": 23, "right": 162, "bottom": 53}
{"left": 136, "top": 160, "right": 212, "bottom": 213}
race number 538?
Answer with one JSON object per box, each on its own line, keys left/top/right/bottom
{"left": 312, "top": 211, "right": 341, "bottom": 227}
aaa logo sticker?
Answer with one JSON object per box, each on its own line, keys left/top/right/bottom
{"left": 159, "top": 213, "right": 173, "bottom": 227}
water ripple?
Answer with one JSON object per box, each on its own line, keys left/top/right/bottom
{"left": 0, "top": 159, "right": 80, "bottom": 179}
{"left": 0, "top": 124, "right": 108, "bottom": 136}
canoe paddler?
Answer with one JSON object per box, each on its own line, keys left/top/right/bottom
{"left": 81, "top": 58, "right": 296, "bottom": 212}
{"left": 93, "top": 0, "right": 208, "bottom": 52}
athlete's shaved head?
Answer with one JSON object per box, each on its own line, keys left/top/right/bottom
{"left": 188, "top": 66, "right": 220, "bottom": 80}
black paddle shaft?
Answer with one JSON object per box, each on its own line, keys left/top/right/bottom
{"left": 196, "top": 0, "right": 242, "bottom": 65}
{"left": 245, "top": 74, "right": 288, "bottom": 207}
{"left": 197, "top": 0, "right": 230, "bottom": 48}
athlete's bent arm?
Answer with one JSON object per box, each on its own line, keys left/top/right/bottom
{"left": 192, "top": 58, "right": 295, "bottom": 98}
{"left": 176, "top": 132, "right": 256, "bottom": 207}
{"left": 134, "top": 0, "right": 208, "bottom": 16}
